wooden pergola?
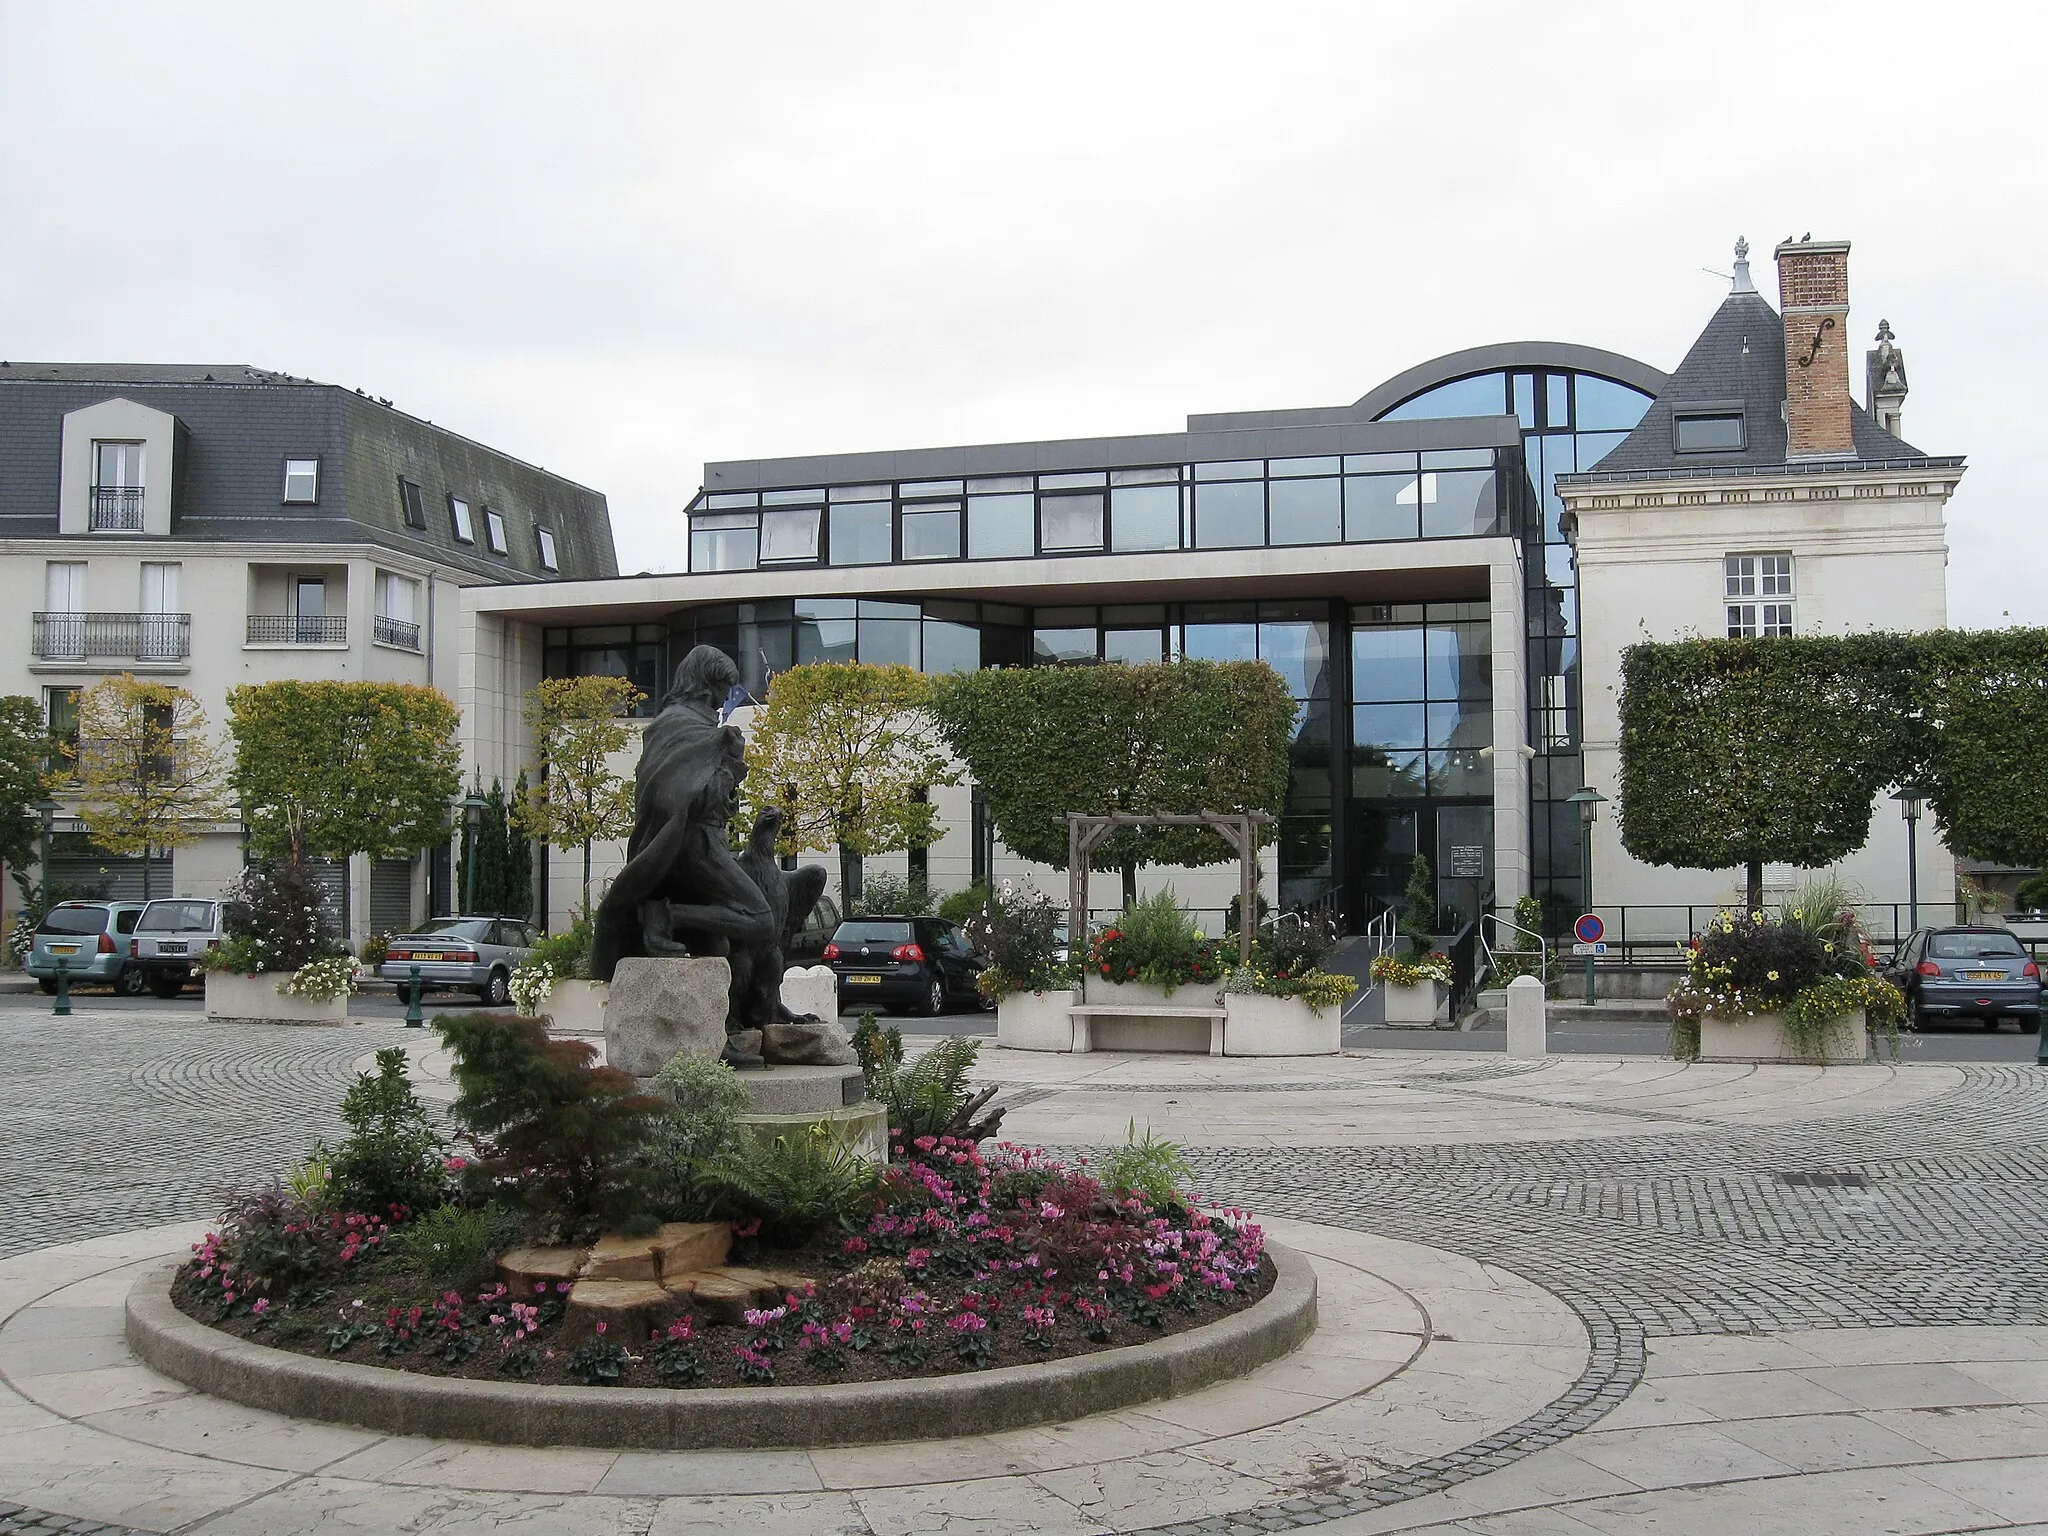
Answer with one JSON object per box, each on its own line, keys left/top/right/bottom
{"left": 1065, "top": 809, "right": 1274, "bottom": 968}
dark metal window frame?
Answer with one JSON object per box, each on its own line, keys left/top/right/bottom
{"left": 1672, "top": 400, "right": 1747, "bottom": 454}
{"left": 448, "top": 495, "right": 475, "bottom": 544}
{"left": 535, "top": 525, "right": 559, "bottom": 572}
{"left": 398, "top": 477, "right": 427, "bottom": 530}
{"left": 483, "top": 507, "right": 509, "bottom": 556}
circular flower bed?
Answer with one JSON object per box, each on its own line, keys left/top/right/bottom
{"left": 171, "top": 1136, "right": 1273, "bottom": 1390}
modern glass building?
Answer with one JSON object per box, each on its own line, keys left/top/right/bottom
{"left": 481, "top": 342, "right": 1663, "bottom": 932}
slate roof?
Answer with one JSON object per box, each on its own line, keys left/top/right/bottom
{"left": 1583, "top": 287, "right": 1939, "bottom": 477}
{"left": 0, "top": 361, "right": 310, "bottom": 386}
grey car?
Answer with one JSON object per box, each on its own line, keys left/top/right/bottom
{"left": 132, "top": 898, "right": 233, "bottom": 999}
{"left": 26, "top": 901, "right": 148, "bottom": 995}
{"left": 378, "top": 917, "right": 537, "bottom": 1006}
{"left": 1885, "top": 926, "right": 2043, "bottom": 1033}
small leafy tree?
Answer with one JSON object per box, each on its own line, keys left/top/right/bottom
{"left": 929, "top": 661, "right": 1295, "bottom": 904}
{"left": 72, "top": 675, "right": 230, "bottom": 900}
{"left": 0, "top": 695, "right": 53, "bottom": 893}
{"left": 228, "top": 681, "right": 461, "bottom": 866}
{"left": 219, "top": 860, "right": 343, "bottom": 972}
{"left": 1911, "top": 628, "right": 2048, "bottom": 877}
{"left": 514, "top": 675, "right": 641, "bottom": 917}
{"left": 741, "top": 663, "right": 957, "bottom": 903}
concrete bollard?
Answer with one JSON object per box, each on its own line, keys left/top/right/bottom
{"left": 1506, "top": 974, "right": 1547, "bottom": 1060}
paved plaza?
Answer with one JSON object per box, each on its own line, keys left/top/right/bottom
{"left": 2, "top": 1005, "right": 2047, "bottom": 1532}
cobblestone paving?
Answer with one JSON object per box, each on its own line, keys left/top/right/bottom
{"left": 5, "top": 1010, "right": 2046, "bottom": 1535}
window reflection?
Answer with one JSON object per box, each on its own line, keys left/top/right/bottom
{"left": 968, "top": 493, "right": 1034, "bottom": 559}
{"left": 1194, "top": 481, "right": 1263, "bottom": 548}
{"left": 1110, "top": 484, "right": 1179, "bottom": 551}
{"left": 828, "top": 503, "right": 891, "bottom": 565}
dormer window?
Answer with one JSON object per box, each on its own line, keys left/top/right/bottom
{"left": 1673, "top": 410, "right": 1745, "bottom": 452}
{"left": 283, "top": 457, "right": 320, "bottom": 503}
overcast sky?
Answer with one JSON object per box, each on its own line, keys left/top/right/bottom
{"left": 3, "top": 2, "right": 2040, "bottom": 625}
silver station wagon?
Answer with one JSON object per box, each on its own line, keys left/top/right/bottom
{"left": 377, "top": 917, "right": 537, "bottom": 1006}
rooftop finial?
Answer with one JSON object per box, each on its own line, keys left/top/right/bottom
{"left": 1730, "top": 236, "right": 1755, "bottom": 294}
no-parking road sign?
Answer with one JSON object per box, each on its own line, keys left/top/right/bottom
{"left": 1573, "top": 913, "right": 1605, "bottom": 945}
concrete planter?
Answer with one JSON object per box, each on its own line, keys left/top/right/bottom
{"left": 1699, "top": 1008, "right": 1869, "bottom": 1065}
{"left": 996, "top": 987, "right": 1079, "bottom": 1051}
{"left": 1221, "top": 992, "right": 1340, "bottom": 1055}
{"left": 536, "top": 978, "right": 608, "bottom": 1037}
{"left": 1380, "top": 979, "right": 1443, "bottom": 1027}
{"left": 204, "top": 969, "right": 348, "bottom": 1025}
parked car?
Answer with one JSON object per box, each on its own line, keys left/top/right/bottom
{"left": 787, "top": 892, "right": 842, "bottom": 966}
{"left": 25, "top": 901, "right": 148, "bottom": 995}
{"left": 377, "top": 917, "right": 538, "bottom": 1006}
{"left": 130, "top": 898, "right": 233, "bottom": 999}
{"left": 823, "top": 915, "right": 988, "bottom": 1016}
{"left": 1884, "top": 926, "right": 2042, "bottom": 1033}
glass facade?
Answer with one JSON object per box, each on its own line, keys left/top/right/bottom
{"left": 552, "top": 356, "right": 1651, "bottom": 934}
{"left": 1376, "top": 367, "right": 1652, "bottom": 925}
{"left": 683, "top": 448, "right": 1512, "bottom": 573}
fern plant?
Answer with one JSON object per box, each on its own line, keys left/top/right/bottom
{"left": 1099, "top": 1119, "right": 1194, "bottom": 1210}
{"left": 705, "top": 1126, "right": 882, "bottom": 1246}
{"left": 869, "top": 1035, "right": 1006, "bottom": 1146}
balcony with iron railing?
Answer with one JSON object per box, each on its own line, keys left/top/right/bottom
{"left": 373, "top": 614, "right": 422, "bottom": 651}
{"left": 32, "top": 611, "right": 191, "bottom": 663}
{"left": 246, "top": 614, "right": 347, "bottom": 645}
{"left": 87, "top": 486, "right": 145, "bottom": 531}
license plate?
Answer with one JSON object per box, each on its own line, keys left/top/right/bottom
{"left": 845, "top": 974, "right": 881, "bottom": 985}
{"left": 47, "top": 943, "right": 79, "bottom": 956}
{"left": 158, "top": 941, "right": 188, "bottom": 955}
{"left": 412, "top": 952, "right": 445, "bottom": 962}
{"left": 1965, "top": 970, "right": 2005, "bottom": 981}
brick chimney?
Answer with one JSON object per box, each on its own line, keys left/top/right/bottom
{"left": 1774, "top": 237, "right": 1854, "bottom": 458}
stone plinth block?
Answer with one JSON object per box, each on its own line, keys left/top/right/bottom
{"left": 760, "top": 1016, "right": 856, "bottom": 1066}
{"left": 780, "top": 964, "right": 837, "bottom": 1024}
{"left": 736, "top": 1102, "right": 890, "bottom": 1163}
{"left": 606, "top": 956, "right": 731, "bottom": 1078}
{"left": 1506, "top": 974, "right": 1548, "bottom": 1060}
{"left": 738, "top": 1062, "right": 866, "bottom": 1114}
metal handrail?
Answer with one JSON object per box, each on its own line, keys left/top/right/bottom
{"left": 31, "top": 611, "right": 190, "bottom": 661}
{"left": 87, "top": 486, "right": 144, "bottom": 530}
{"left": 247, "top": 614, "right": 347, "bottom": 644}
{"left": 1480, "top": 912, "right": 1549, "bottom": 986}
{"left": 373, "top": 615, "right": 422, "bottom": 650}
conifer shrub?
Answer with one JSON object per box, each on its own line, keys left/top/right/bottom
{"left": 328, "top": 1046, "right": 446, "bottom": 1216}
{"left": 434, "top": 1012, "right": 662, "bottom": 1242}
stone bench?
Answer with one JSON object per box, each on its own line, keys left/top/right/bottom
{"left": 1069, "top": 1004, "right": 1227, "bottom": 1056}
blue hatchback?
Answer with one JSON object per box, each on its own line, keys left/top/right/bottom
{"left": 1886, "top": 926, "right": 2042, "bottom": 1033}
{"left": 26, "top": 901, "right": 148, "bottom": 996}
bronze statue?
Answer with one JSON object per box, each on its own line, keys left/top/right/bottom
{"left": 590, "top": 645, "right": 829, "bottom": 1065}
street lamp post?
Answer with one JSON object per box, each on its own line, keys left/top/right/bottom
{"left": 459, "top": 787, "right": 488, "bottom": 916}
{"left": 1566, "top": 786, "right": 1608, "bottom": 1005}
{"left": 32, "top": 799, "right": 57, "bottom": 916}
{"left": 1892, "top": 786, "right": 1925, "bottom": 934}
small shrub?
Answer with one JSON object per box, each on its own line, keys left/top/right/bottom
{"left": 1400, "top": 854, "right": 1437, "bottom": 950}
{"left": 851, "top": 871, "right": 931, "bottom": 917}
{"left": 2016, "top": 873, "right": 2048, "bottom": 915}
{"left": 1089, "top": 888, "right": 1223, "bottom": 993}
{"left": 971, "top": 886, "right": 1074, "bottom": 1000}
{"left": 219, "top": 861, "right": 343, "bottom": 973}
{"left": 1099, "top": 1119, "right": 1193, "bottom": 1210}
{"left": 435, "top": 1012, "right": 663, "bottom": 1243}
{"left": 935, "top": 883, "right": 991, "bottom": 926}
{"left": 850, "top": 1011, "right": 904, "bottom": 1093}
{"left": 328, "top": 1047, "right": 446, "bottom": 1216}
{"left": 643, "top": 1052, "right": 751, "bottom": 1219}
{"left": 391, "top": 1203, "right": 524, "bottom": 1291}
{"left": 211, "top": 1183, "right": 339, "bottom": 1298}
{"left": 358, "top": 932, "right": 391, "bottom": 968}
{"left": 524, "top": 911, "right": 593, "bottom": 980}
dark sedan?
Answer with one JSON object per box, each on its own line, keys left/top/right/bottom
{"left": 1886, "top": 926, "right": 2042, "bottom": 1033}
{"left": 824, "top": 916, "right": 987, "bottom": 1016}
